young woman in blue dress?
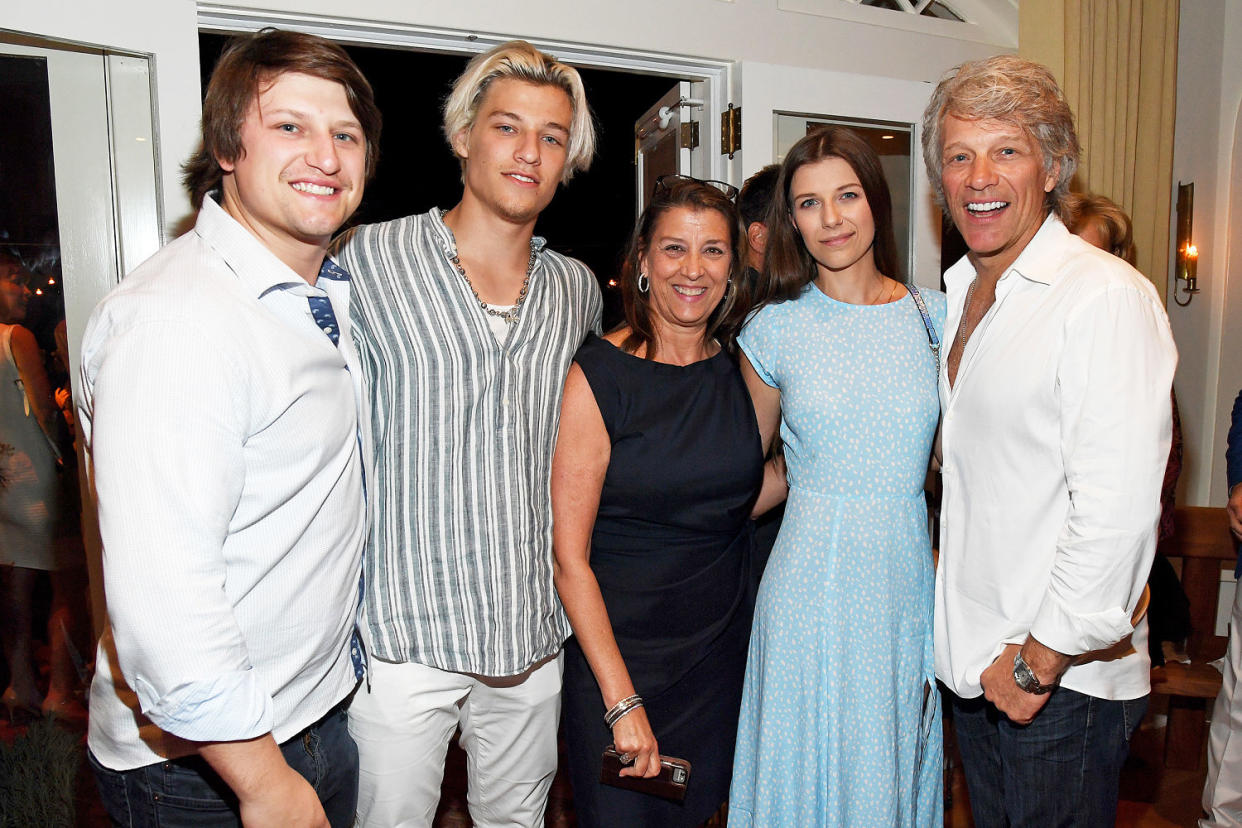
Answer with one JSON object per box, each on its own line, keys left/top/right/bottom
{"left": 728, "top": 127, "right": 946, "bottom": 827}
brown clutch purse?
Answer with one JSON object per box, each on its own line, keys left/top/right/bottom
{"left": 599, "top": 745, "right": 691, "bottom": 802}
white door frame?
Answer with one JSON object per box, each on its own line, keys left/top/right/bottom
{"left": 196, "top": 5, "right": 739, "bottom": 183}
{"left": 0, "top": 34, "right": 163, "bottom": 635}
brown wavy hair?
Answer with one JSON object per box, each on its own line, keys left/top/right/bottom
{"left": 183, "top": 29, "right": 382, "bottom": 210}
{"left": 756, "top": 126, "right": 900, "bottom": 307}
{"left": 618, "top": 179, "right": 749, "bottom": 359}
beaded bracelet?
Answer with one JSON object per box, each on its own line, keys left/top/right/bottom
{"left": 604, "top": 694, "right": 644, "bottom": 728}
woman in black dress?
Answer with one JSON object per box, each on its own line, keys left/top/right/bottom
{"left": 552, "top": 177, "right": 776, "bottom": 826}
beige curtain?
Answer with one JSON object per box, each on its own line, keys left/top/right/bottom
{"left": 1021, "top": 0, "right": 1179, "bottom": 299}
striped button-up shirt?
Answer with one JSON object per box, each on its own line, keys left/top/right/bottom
{"left": 335, "top": 208, "right": 602, "bottom": 676}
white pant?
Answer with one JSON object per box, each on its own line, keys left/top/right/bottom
{"left": 1204, "top": 575, "right": 1242, "bottom": 827}
{"left": 349, "top": 652, "right": 563, "bottom": 828}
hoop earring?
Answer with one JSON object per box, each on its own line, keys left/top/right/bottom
{"left": 638, "top": 272, "right": 649, "bottom": 293}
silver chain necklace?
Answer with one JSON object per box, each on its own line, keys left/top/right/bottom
{"left": 451, "top": 242, "right": 538, "bottom": 325}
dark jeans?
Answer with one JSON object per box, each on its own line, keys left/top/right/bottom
{"left": 951, "top": 686, "right": 1146, "bottom": 827}
{"left": 90, "top": 699, "right": 358, "bottom": 828}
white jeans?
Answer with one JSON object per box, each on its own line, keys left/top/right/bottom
{"left": 1203, "top": 575, "right": 1242, "bottom": 827}
{"left": 349, "top": 651, "right": 563, "bottom": 828}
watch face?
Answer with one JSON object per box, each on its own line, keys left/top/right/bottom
{"left": 1013, "top": 654, "right": 1052, "bottom": 694}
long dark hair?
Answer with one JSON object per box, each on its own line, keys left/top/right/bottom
{"left": 758, "top": 126, "right": 900, "bottom": 307}
{"left": 618, "top": 178, "right": 749, "bottom": 359}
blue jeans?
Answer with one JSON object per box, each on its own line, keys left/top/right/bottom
{"left": 90, "top": 699, "right": 358, "bottom": 828}
{"left": 951, "top": 686, "right": 1146, "bottom": 827}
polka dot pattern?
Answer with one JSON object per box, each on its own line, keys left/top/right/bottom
{"left": 308, "top": 295, "right": 340, "bottom": 345}
{"left": 729, "top": 285, "right": 946, "bottom": 827}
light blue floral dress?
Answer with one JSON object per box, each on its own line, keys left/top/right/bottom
{"left": 729, "top": 283, "right": 945, "bottom": 827}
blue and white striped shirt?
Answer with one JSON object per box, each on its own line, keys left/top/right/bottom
{"left": 335, "top": 208, "right": 601, "bottom": 676}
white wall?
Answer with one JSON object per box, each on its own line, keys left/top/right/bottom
{"left": 7, "top": 0, "right": 1001, "bottom": 233}
{"left": 1168, "top": 0, "right": 1242, "bottom": 506}
{"left": 5, "top": 0, "right": 202, "bottom": 238}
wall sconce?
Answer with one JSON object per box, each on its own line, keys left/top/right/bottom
{"left": 1174, "top": 181, "right": 1199, "bottom": 306}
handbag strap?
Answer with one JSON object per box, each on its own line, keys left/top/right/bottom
{"left": 0, "top": 325, "right": 29, "bottom": 417}
{"left": 906, "top": 283, "right": 941, "bottom": 374}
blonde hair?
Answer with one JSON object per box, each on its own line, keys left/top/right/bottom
{"left": 1066, "top": 192, "right": 1137, "bottom": 266}
{"left": 921, "top": 55, "right": 1080, "bottom": 222}
{"left": 443, "top": 40, "right": 595, "bottom": 183}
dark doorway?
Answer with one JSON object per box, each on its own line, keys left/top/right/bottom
{"left": 199, "top": 34, "right": 677, "bottom": 327}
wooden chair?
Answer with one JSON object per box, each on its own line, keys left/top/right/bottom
{"left": 1148, "top": 505, "right": 1236, "bottom": 769}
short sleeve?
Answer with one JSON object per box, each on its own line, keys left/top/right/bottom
{"left": 738, "top": 305, "right": 782, "bottom": 389}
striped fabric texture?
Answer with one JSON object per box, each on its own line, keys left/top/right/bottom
{"left": 335, "top": 208, "right": 602, "bottom": 676}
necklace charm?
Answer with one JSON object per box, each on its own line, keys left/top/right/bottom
{"left": 452, "top": 241, "right": 538, "bottom": 325}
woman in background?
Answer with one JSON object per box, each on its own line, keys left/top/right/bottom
{"left": 553, "top": 177, "right": 767, "bottom": 826}
{"left": 729, "top": 127, "right": 945, "bottom": 827}
{"left": 0, "top": 252, "right": 81, "bottom": 722}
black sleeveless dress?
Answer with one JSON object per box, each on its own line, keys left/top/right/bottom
{"left": 561, "top": 334, "right": 764, "bottom": 827}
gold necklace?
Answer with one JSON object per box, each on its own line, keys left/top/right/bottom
{"left": 958, "top": 278, "right": 979, "bottom": 352}
{"left": 451, "top": 242, "right": 538, "bottom": 325}
{"left": 869, "top": 278, "right": 900, "bottom": 305}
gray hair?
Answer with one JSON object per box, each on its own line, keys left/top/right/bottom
{"left": 442, "top": 40, "right": 596, "bottom": 184}
{"left": 921, "top": 55, "right": 1080, "bottom": 221}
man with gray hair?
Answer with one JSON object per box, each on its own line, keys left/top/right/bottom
{"left": 333, "top": 40, "right": 600, "bottom": 826}
{"left": 922, "top": 55, "right": 1176, "bottom": 825}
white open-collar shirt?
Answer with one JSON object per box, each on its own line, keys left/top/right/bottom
{"left": 935, "top": 214, "right": 1177, "bottom": 701}
{"left": 81, "top": 197, "right": 368, "bottom": 769}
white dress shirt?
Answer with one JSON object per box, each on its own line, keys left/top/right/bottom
{"left": 935, "top": 214, "right": 1177, "bottom": 701}
{"left": 80, "top": 197, "right": 367, "bottom": 770}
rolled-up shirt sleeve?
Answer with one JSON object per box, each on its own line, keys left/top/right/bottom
{"left": 1029, "top": 284, "right": 1177, "bottom": 656}
{"left": 85, "top": 316, "right": 274, "bottom": 742}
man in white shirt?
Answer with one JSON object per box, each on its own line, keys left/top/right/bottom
{"left": 80, "top": 30, "right": 379, "bottom": 828}
{"left": 921, "top": 55, "right": 1177, "bottom": 826}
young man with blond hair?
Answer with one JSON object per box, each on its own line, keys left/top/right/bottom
{"left": 334, "top": 40, "right": 600, "bottom": 826}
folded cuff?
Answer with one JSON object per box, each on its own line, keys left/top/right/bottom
{"left": 1029, "top": 594, "right": 1134, "bottom": 656}
{"left": 136, "top": 668, "right": 274, "bottom": 743}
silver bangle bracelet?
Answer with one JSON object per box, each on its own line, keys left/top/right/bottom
{"left": 604, "top": 694, "right": 643, "bottom": 728}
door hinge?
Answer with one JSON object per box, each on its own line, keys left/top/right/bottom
{"left": 720, "top": 104, "right": 741, "bottom": 159}
{"left": 680, "top": 121, "right": 700, "bottom": 150}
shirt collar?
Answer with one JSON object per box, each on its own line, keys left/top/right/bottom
{"left": 944, "top": 212, "right": 1069, "bottom": 291}
{"left": 196, "top": 195, "right": 344, "bottom": 297}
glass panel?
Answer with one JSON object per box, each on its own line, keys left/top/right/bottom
{"left": 0, "top": 53, "right": 88, "bottom": 721}
{"left": 774, "top": 113, "right": 914, "bottom": 281}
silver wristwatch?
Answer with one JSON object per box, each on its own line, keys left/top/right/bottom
{"left": 1012, "top": 651, "right": 1057, "bottom": 695}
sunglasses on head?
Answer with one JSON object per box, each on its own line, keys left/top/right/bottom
{"left": 652, "top": 174, "right": 739, "bottom": 201}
